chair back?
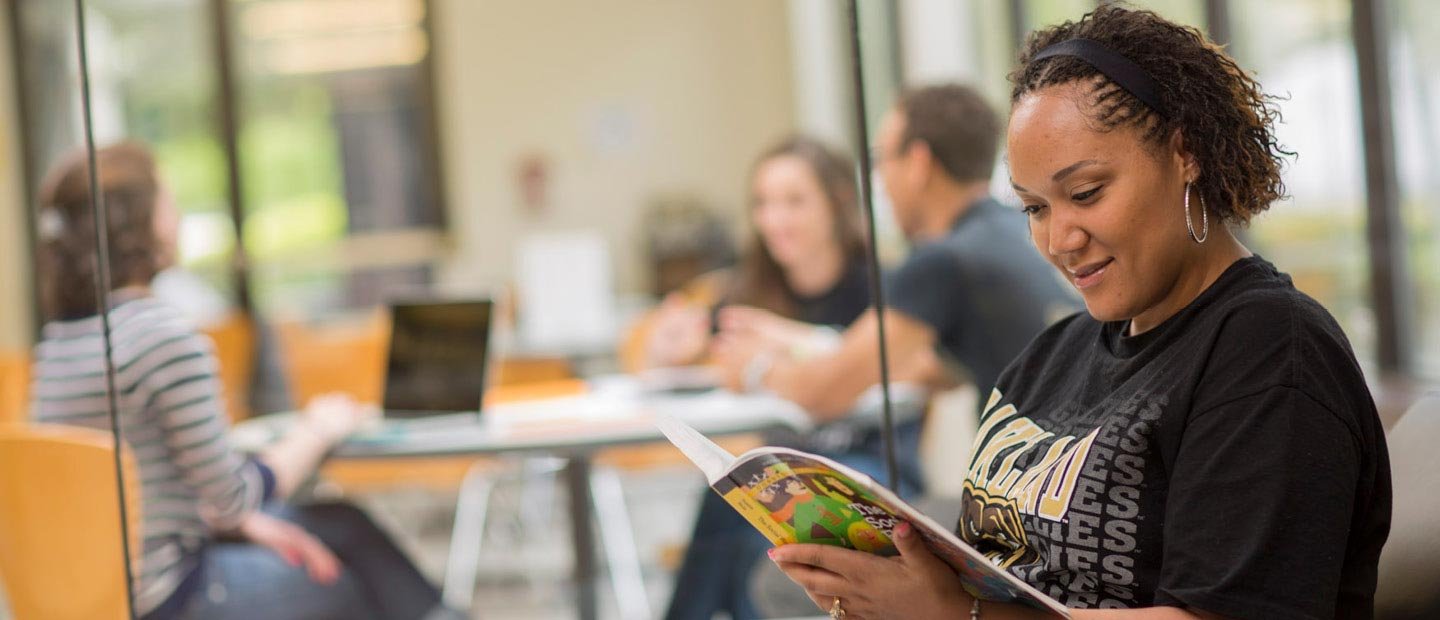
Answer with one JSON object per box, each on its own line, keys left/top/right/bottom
{"left": 277, "top": 312, "right": 390, "bottom": 406}
{"left": 0, "top": 350, "right": 29, "bottom": 426}
{"left": 0, "top": 424, "right": 142, "bottom": 620}
{"left": 201, "top": 313, "right": 256, "bottom": 422}
{"left": 1376, "top": 390, "right": 1440, "bottom": 619}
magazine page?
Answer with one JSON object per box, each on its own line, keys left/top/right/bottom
{"left": 715, "top": 448, "right": 1069, "bottom": 618}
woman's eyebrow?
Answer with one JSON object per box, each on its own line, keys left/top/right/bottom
{"left": 1012, "top": 159, "right": 1107, "bottom": 193}
{"left": 1052, "top": 159, "right": 1103, "bottom": 183}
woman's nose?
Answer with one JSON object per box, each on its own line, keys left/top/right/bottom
{"left": 1046, "top": 207, "right": 1088, "bottom": 257}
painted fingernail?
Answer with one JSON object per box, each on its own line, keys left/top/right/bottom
{"left": 896, "top": 522, "right": 912, "bottom": 538}
{"left": 767, "top": 548, "right": 777, "bottom": 560}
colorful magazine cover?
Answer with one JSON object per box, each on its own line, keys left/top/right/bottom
{"left": 658, "top": 415, "right": 1070, "bottom": 618}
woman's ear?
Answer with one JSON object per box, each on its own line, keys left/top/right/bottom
{"left": 1169, "top": 128, "right": 1200, "bottom": 181}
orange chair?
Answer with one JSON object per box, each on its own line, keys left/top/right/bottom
{"left": 201, "top": 313, "right": 256, "bottom": 423}
{"left": 0, "top": 350, "right": 31, "bottom": 426}
{"left": 275, "top": 312, "right": 391, "bottom": 406}
{"left": 0, "top": 424, "right": 142, "bottom": 620}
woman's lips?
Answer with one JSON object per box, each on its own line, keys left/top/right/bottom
{"left": 1071, "top": 258, "right": 1113, "bottom": 290}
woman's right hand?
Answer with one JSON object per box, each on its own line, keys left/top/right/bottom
{"left": 238, "top": 511, "right": 342, "bottom": 585}
{"left": 297, "top": 393, "right": 376, "bottom": 446}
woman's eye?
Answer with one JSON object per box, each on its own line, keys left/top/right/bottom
{"left": 1071, "top": 186, "right": 1102, "bottom": 202}
{"left": 1021, "top": 204, "right": 1046, "bottom": 216}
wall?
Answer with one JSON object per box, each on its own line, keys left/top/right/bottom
{"left": 0, "top": 5, "right": 33, "bottom": 350}
{"left": 429, "top": 0, "right": 797, "bottom": 296}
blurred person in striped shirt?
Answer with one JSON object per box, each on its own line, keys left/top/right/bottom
{"left": 29, "top": 142, "right": 464, "bottom": 620}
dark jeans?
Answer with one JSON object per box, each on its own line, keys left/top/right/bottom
{"left": 663, "top": 422, "right": 924, "bottom": 620}
{"left": 176, "top": 502, "right": 443, "bottom": 620}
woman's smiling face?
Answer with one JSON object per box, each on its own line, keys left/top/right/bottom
{"left": 1008, "top": 82, "right": 1202, "bottom": 330}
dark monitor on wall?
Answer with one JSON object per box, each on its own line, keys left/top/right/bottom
{"left": 382, "top": 299, "right": 493, "bottom": 417}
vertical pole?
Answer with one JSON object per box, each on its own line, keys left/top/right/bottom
{"left": 843, "top": 0, "right": 899, "bottom": 492}
{"left": 73, "top": 1, "right": 137, "bottom": 617}
{"left": 1352, "top": 0, "right": 1414, "bottom": 374}
{"left": 1007, "top": 0, "right": 1028, "bottom": 55}
{"left": 1204, "top": 0, "right": 1232, "bottom": 48}
{"left": 209, "top": 0, "right": 253, "bottom": 313}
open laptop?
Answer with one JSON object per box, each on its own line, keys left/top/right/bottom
{"left": 380, "top": 299, "right": 493, "bottom": 428}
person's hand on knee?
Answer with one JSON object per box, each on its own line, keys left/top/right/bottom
{"left": 238, "top": 511, "right": 343, "bottom": 585}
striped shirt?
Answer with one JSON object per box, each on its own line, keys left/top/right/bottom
{"left": 30, "top": 297, "right": 272, "bottom": 616}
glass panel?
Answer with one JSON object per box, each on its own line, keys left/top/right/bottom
{"left": 90, "top": 0, "right": 238, "bottom": 309}
{"left": 1230, "top": 0, "right": 1376, "bottom": 368}
{"left": 857, "top": 0, "right": 902, "bottom": 143}
{"left": 971, "top": 0, "right": 1022, "bottom": 105}
{"left": 6, "top": 2, "right": 133, "bottom": 618}
{"left": 1392, "top": 0, "right": 1440, "bottom": 378}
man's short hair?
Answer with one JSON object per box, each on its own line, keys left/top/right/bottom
{"left": 896, "top": 84, "right": 1000, "bottom": 183}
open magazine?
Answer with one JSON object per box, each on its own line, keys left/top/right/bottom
{"left": 657, "top": 415, "right": 1070, "bottom": 618}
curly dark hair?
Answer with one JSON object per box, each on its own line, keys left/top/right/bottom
{"left": 1009, "top": 4, "right": 1292, "bottom": 224}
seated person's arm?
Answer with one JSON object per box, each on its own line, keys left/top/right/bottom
{"left": 739, "top": 242, "right": 961, "bottom": 419}
{"left": 633, "top": 293, "right": 713, "bottom": 370}
{"left": 756, "top": 308, "right": 937, "bottom": 421}
{"left": 260, "top": 394, "right": 370, "bottom": 499}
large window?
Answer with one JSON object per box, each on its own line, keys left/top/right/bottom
{"left": 234, "top": 0, "right": 444, "bottom": 316}
{"left": 9, "top": 0, "right": 445, "bottom": 323}
{"left": 1229, "top": 0, "right": 1376, "bottom": 367}
{"left": 1392, "top": 0, "right": 1440, "bottom": 377}
{"left": 15, "top": 0, "right": 238, "bottom": 303}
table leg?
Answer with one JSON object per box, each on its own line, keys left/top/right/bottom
{"left": 565, "top": 456, "right": 598, "bottom": 620}
{"left": 591, "top": 465, "right": 652, "bottom": 620}
{"left": 442, "top": 461, "right": 496, "bottom": 610}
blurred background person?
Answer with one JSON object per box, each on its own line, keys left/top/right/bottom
{"left": 28, "top": 142, "right": 463, "bottom": 620}
{"left": 630, "top": 135, "right": 872, "bottom": 373}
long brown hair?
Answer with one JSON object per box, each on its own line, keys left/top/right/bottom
{"left": 727, "top": 136, "right": 867, "bottom": 318}
{"left": 36, "top": 141, "right": 165, "bottom": 320}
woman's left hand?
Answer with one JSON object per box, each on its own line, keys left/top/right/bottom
{"left": 770, "top": 522, "right": 973, "bottom": 620}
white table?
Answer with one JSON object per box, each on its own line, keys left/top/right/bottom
{"left": 232, "top": 381, "right": 811, "bottom": 620}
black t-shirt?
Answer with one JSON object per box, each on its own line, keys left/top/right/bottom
{"left": 792, "top": 258, "right": 872, "bottom": 328}
{"left": 956, "top": 256, "right": 1392, "bottom": 620}
{"left": 714, "top": 259, "right": 872, "bottom": 330}
{"left": 885, "top": 197, "right": 1079, "bottom": 397}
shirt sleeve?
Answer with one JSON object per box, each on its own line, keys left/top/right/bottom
{"left": 883, "top": 245, "right": 962, "bottom": 338}
{"left": 143, "top": 331, "right": 267, "bottom": 530}
{"left": 1154, "top": 385, "right": 1361, "bottom": 620}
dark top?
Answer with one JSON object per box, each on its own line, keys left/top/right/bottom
{"left": 884, "top": 197, "right": 1078, "bottom": 398}
{"left": 714, "top": 258, "right": 872, "bottom": 330}
{"left": 957, "top": 256, "right": 1392, "bottom": 620}
{"left": 791, "top": 258, "right": 871, "bottom": 328}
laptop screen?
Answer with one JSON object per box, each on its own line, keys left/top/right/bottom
{"left": 383, "top": 299, "right": 492, "bottom": 416}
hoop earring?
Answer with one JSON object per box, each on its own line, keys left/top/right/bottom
{"left": 1184, "top": 182, "right": 1209, "bottom": 244}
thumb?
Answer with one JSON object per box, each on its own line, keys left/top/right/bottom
{"left": 893, "top": 522, "right": 946, "bottom": 572}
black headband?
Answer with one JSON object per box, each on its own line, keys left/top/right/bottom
{"left": 1032, "top": 38, "right": 1165, "bottom": 117}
